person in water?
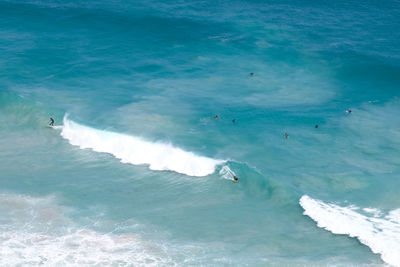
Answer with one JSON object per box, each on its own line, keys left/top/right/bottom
{"left": 233, "top": 176, "right": 239, "bottom": 182}
{"left": 346, "top": 109, "right": 352, "bottom": 114}
{"left": 49, "top": 117, "right": 54, "bottom": 126}
{"left": 232, "top": 119, "right": 236, "bottom": 123}
{"left": 315, "top": 124, "right": 319, "bottom": 128}
{"left": 249, "top": 72, "right": 254, "bottom": 76}
{"left": 284, "top": 133, "right": 289, "bottom": 139}
{"left": 214, "top": 115, "right": 219, "bottom": 119}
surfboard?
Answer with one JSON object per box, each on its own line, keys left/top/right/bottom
{"left": 47, "top": 125, "right": 62, "bottom": 130}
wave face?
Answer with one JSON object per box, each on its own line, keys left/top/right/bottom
{"left": 300, "top": 195, "right": 400, "bottom": 267}
{"left": 60, "top": 116, "right": 224, "bottom": 176}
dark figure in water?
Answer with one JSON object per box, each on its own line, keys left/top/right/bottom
{"left": 233, "top": 176, "right": 239, "bottom": 182}
{"left": 49, "top": 117, "right": 54, "bottom": 126}
{"left": 232, "top": 119, "right": 236, "bottom": 123}
{"left": 346, "top": 109, "right": 352, "bottom": 114}
{"left": 249, "top": 72, "right": 254, "bottom": 76}
{"left": 214, "top": 115, "right": 220, "bottom": 119}
{"left": 284, "top": 133, "right": 289, "bottom": 139}
{"left": 315, "top": 124, "right": 319, "bottom": 129}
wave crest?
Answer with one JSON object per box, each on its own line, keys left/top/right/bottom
{"left": 300, "top": 195, "right": 400, "bottom": 267}
{"left": 60, "top": 115, "right": 224, "bottom": 176}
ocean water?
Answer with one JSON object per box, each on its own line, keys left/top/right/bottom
{"left": 0, "top": 0, "right": 400, "bottom": 265}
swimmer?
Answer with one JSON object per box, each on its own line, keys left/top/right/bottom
{"left": 232, "top": 119, "right": 236, "bottom": 123}
{"left": 233, "top": 176, "right": 239, "bottom": 182}
{"left": 346, "top": 109, "right": 352, "bottom": 114}
{"left": 49, "top": 117, "right": 54, "bottom": 126}
{"left": 249, "top": 72, "right": 254, "bottom": 76}
{"left": 284, "top": 133, "right": 289, "bottom": 139}
{"left": 214, "top": 115, "right": 220, "bottom": 119}
{"left": 315, "top": 124, "right": 318, "bottom": 128}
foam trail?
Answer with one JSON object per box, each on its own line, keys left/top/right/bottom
{"left": 300, "top": 195, "right": 400, "bottom": 267}
{"left": 60, "top": 115, "right": 225, "bottom": 176}
{"left": 219, "top": 165, "right": 236, "bottom": 181}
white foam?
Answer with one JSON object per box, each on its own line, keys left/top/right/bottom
{"left": 362, "top": 208, "right": 382, "bottom": 217}
{"left": 60, "top": 115, "right": 225, "bottom": 177}
{"left": 0, "top": 193, "right": 172, "bottom": 266}
{"left": 300, "top": 195, "right": 400, "bottom": 267}
{"left": 0, "top": 229, "right": 173, "bottom": 266}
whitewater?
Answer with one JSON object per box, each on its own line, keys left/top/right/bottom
{"left": 60, "top": 115, "right": 225, "bottom": 177}
{"left": 300, "top": 195, "right": 400, "bottom": 267}
{"left": 0, "top": 193, "right": 198, "bottom": 266}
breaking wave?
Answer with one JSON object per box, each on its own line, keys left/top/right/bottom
{"left": 300, "top": 195, "right": 400, "bottom": 267}
{"left": 60, "top": 115, "right": 225, "bottom": 177}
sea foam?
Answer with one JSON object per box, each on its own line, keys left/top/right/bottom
{"left": 60, "top": 115, "right": 224, "bottom": 176}
{"left": 300, "top": 195, "right": 400, "bottom": 267}
{"left": 0, "top": 193, "right": 172, "bottom": 266}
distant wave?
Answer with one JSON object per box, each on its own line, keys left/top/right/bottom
{"left": 300, "top": 195, "right": 400, "bottom": 267}
{"left": 60, "top": 115, "right": 225, "bottom": 176}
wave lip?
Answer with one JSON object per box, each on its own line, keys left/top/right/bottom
{"left": 60, "top": 115, "right": 225, "bottom": 176}
{"left": 300, "top": 195, "right": 400, "bottom": 267}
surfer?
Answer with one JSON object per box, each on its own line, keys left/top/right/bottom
{"left": 249, "top": 72, "right": 254, "bottom": 76}
{"left": 214, "top": 115, "right": 220, "bottom": 119}
{"left": 232, "top": 119, "right": 236, "bottom": 123}
{"left": 233, "top": 176, "right": 239, "bottom": 182}
{"left": 346, "top": 109, "right": 352, "bottom": 114}
{"left": 315, "top": 124, "right": 319, "bottom": 129}
{"left": 284, "top": 133, "right": 289, "bottom": 139}
{"left": 49, "top": 117, "right": 54, "bottom": 126}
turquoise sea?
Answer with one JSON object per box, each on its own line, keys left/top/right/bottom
{"left": 1, "top": 0, "right": 400, "bottom": 266}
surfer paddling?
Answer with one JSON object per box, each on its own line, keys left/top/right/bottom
{"left": 49, "top": 117, "right": 54, "bottom": 126}
{"left": 233, "top": 176, "right": 239, "bottom": 182}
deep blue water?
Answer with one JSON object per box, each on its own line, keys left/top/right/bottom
{"left": 1, "top": 0, "right": 400, "bottom": 265}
